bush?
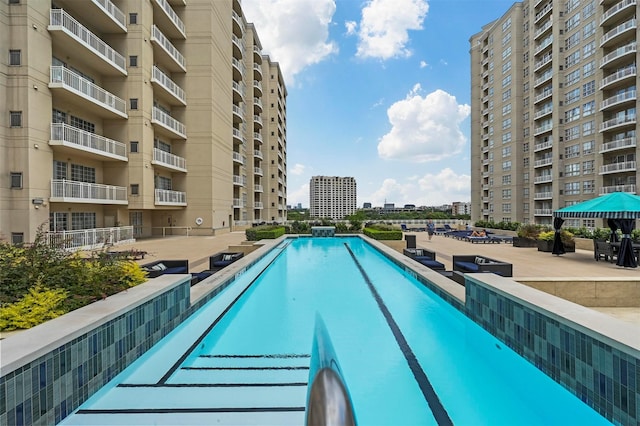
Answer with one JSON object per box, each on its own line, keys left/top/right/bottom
{"left": 290, "top": 221, "right": 310, "bottom": 234}
{"left": 363, "top": 227, "right": 402, "bottom": 240}
{"left": 246, "top": 225, "right": 286, "bottom": 241}
{"left": 0, "top": 284, "right": 69, "bottom": 331}
{"left": 538, "top": 230, "right": 574, "bottom": 243}
{"left": 516, "top": 223, "right": 546, "bottom": 239}
{"left": 475, "top": 220, "right": 520, "bottom": 231}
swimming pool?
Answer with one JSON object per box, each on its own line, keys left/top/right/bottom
{"left": 60, "top": 236, "right": 611, "bottom": 425}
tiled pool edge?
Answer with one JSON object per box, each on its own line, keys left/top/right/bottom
{"left": 0, "top": 274, "right": 192, "bottom": 426}
{"left": 464, "top": 273, "right": 639, "bottom": 425}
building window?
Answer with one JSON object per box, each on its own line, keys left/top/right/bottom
{"left": 70, "top": 116, "right": 95, "bottom": 133}
{"left": 9, "top": 0, "right": 20, "bottom": 4}
{"left": 582, "top": 140, "right": 595, "bottom": 155}
{"left": 129, "top": 13, "right": 138, "bottom": 24}
{"left": 564, "top": 181, "right": 581, "bottom": 195}
{"left": 10, "top": 172, "right": 22, "bottom": 188}
{"left": 129, "top": 56, "right": 138, "bottom": 67}
{"left": 71, "top": 212, "right": 96, "bottom": 230}
{"left": 10, "top": 111, "right": 22, "bottom": 127}
{"left": 131, "top": 184, "right": 139, "bottom": 195}
{"left": 130, "top": 99, "right": 138, "bottom": 110}
{"left": 582, "top": 81, "right": 595, "bottom": 97}
{"left": 130, "top": 141, "right": 139, "bottom": 153}
{"left": 11, "top": 233, "right": 24, "bottom": 245}
{"left": 71, "top": 164, "right": 96, "bottom": 183}
{"left": 9, "top": 49, "right": 21, "bottom": 65}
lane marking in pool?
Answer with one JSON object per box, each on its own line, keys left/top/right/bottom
{"left": 344, "top": 243, "right": 454, "bottom": 426}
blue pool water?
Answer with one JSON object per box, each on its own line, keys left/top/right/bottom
{"left": 61, "top": 237, "right": 611, "bottom": 425}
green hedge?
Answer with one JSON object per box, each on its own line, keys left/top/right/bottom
{"left": 246, "top": 225, "right": 286, "bottom": 241}
{"left": 362, "top": 227, "right": 402, "bottom": 240}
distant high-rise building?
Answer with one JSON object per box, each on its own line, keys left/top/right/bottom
{"left": 0, "top": 1, "right": 287, "bottom": 247}
{"left": 309, "top": 176, "right": 357, "bottom": 220}
{"left": 470, "top": 0, "right": 637, "bottom": 227}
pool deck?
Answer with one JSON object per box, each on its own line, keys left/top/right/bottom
{"left": 107, "top": 231, "right": 639, "bottom": 327}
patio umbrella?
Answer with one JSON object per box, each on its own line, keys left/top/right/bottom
{"left": 552, "top": 217, "right": 565, "bottom": 255}
{"left": 607, "top": 218, "right": 619, "bottom": 242}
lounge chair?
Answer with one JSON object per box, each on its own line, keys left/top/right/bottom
{"left": 594, "top": 240, "right": 616, "bottom": 263}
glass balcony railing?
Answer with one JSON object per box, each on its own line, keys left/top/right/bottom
{"left": 50, "top": 123, "right": 127, "bottom": 160}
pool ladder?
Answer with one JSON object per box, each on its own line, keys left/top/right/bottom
{"left": 305, "top": 316, "right": 357, "bottom": 425}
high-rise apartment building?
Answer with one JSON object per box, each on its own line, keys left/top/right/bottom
{"left": 309, "top": 176, "right": 357, "bottom": 220}
{"left": 0, "top": 0, "right": 287, "bottom": 247}
{"left": 470, "top": 0, "right": 637, "bottom": 227}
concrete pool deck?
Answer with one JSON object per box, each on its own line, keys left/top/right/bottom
{"left": 106, "top": 230, "right": 639, "bottom": 327}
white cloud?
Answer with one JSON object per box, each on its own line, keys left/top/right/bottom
{"left": 242, "top": 0, "right": 338, "bottom": 84}
{"left": 290, "top": 163, "right": 306, "bottom": 175}
{"left": 287, "top": 183, "right": 310, "bottom": 206}
{"left": 354, "top": 0, "right": 429, "bottom": 60}
{"left": 377, "top": 86, "right": 470, "bottom": 162}
{"left": 419, "top": 60, "right": 428, "bottom": 68}
{"left": 345, "top": 20, "right": 357, "bottom": 35}
{"left": 365, "top": 169, "right": 470, "bottom": 206}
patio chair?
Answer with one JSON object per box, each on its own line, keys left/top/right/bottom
{"left": 594, "top": 240, "right": 616, "bottom": 263}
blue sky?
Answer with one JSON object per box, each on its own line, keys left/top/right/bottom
{"left": 242, "top": 0, "right": 515, "bottom": 208}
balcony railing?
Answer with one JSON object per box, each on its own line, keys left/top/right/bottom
{"left": 253, "top": 80, "right": 262, "bottom": 93}
{"left": 534, "top": 3, "right": 552, "bottom": 22}
{"left": 46, "top": 226, "right": 134, "bottom": 252}
{"left": 254, "top": 184, "right": 263, "bottom": 192}
{"left": 155, "top": 188, "right": 186, "bottom": 205}
{"left": 600, "top": 19, "right": 636, "bottom": 47}
{"left": 232, "top": 81, "right": 245, "bottom": 99}
{"left": 600, "top": 66, "right": 636, "bottom": 89}
{"left": 534, "top": 19, "right": 552, "bottom": 39}
{"left": 93, "top": 0, "right": 126, "bottom": 29}
{"left": 49, "top": 66, "right": 127, "bottom": 117}
{"left": 534, "top": 36, "right": 553, "bottom": 55}
{"left": 233, "top": 198, "right": 244, "bottom": 208}
{"left": 534, "top": 90, "right": 552, "bottom": 103}
{"left": 534, "top": 192, "right": 553, "bottom": 199}
{"left": 232, "top": 151, "right": 244, "bottom": 164}
{"left": 233, "top": 175, "right": 246, "bottom": 186}
{"left": 254, "top": 97, "right": 263, "bottom": 110}
{"left": 534, "top": 71, "right": 553, "bottom": 88}
{"left": 50, "top": 179, "right": 128, "bottom": 204}
{"left": 600, "top": 90, "right": 636, "bottom": 110}
{"left": 254, "top": 150, "right": 263, "bottom": 159}
{"left": 254, "top": 202, "right": 263, "bottom": 209}
{"left": 232, "top": 105, "right": 244, "bottom": 120}
{"left": 600, "top": 161, "right": 636, "bottom": 174}
{"left": 599, "top": 114, "right": 636, "bottom": 131}
{"left": 254, "top": 115, "right": 263, "bottom": 125}
{"left": 534, "top": 157, "right": 553, "bottom": 168}
{"left": 534, "top": 209, "right": 553, "bottom": 216}
{"left": 534, "top": 123, "right": 553, "bottom": 135}
{"left": 534, "top": 54, "right": 552, "bottom": 71}
{"left": 153, "top": 148, "right": 186, "bottom": 171}
{"left": 600, "top": 136, "right": 636, "bottom": 153}
{"left": 151, "top": 66, "right": 186, "bottom": 105}
{"left": 600, "top": 42, "right": 637, "bottom": 68}
{"left": 232, "top": 127, "right": 245, "bottom": 143}
{"left": 534, "top": 174, "right": 553, "bottom": 184}
{"left": 253, "top": 63, "right": 262, "bottom": 76}
{"left": 534, "top": 105, "right": 553, "bottom": 120}
{"left": 254, "top": 167, "right": 263, "bottom": 175}
{"left": 232, "top": 10, "right": 245, "bottom": 33}
{"left": 600, "top": 0, "right": 637, "bottom": 26}
{"left": 153, "top": 0, "right": 185, "bottom": 38}
{"left": 232, "top": 58, "right": 245, "bottom": 76}
{"left": 50, "top": 123, "right": 127, "bottom": 160}
{"left": 151, "top": 25, "right": 186, "bottom": 71}
{"left": 600, "top": 184, "right": 637, "bottom": 194}
{"left": 152, "top": 106, "right": 186, "bottom": 138}
{"left": 49, "top": 9, "right": 126, "bottom": 74}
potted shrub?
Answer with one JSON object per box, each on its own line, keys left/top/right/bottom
{"left": 537, "top": 230, "right": 575, "bottom": 252}
{"left": 513, "top": 224, "right": 540, "bottom": 248}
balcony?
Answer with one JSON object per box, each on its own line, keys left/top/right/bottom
{"left": 534, "top": 36, "right": 553, "bottom": 56}
{"left": 600, "top": 0, "right": 637, "bottom": 27}
{"left": 534, "top": 105, "right": 553, "bottom": 120}
{"left": 232, "top": 81, "right": 244, "bottom": 102}
{"left": 53, "top": 0, "right": 126, "bottom": 33}
{"left": 534, "top": 19, "right": 552, "bottom": 40}
{"left": 233, "top": 175, "right": 246, "bottom": 186}
{"left": 233, "top": 198, "right": 243, "bottom": 208}
{"left": 600, "top": 90, "right": 636, "bottom": 111}
{"left": 600, "top": 42, "right": 637, "bottom": 68}
{"left": 534, "top": 71, "right": 553, "bottom": 88}
{"left": 600, "top": 19, "right": 636, "bottom": 48}
{"left": 46, "top": 226, "right": 134, "bottom": 252}
{"left": 151, "top": 25, "right": 186, "bottom": 72}
{"left": 254, "top": 167, "right": 263, "bottom": 176}
{"left": 601, "top": 66, "right": 636, "bottom": 89}
{"left": 253, "top": 63, "right": 263, "bottom": 79}
{"left": 533, "top": 123, "right": 553, "bottom": 136}
{"left": 534, "top": 89, "right": 552, "bottom": 104}
{"left": 232, "top": 58, "right": 245, "bottom": 80}
{"left": 254, "top": 132, "right": 263, "bottom": 143}
{"left": 232, "top": 10, "right": 245, "bottom": 36}
{"left": 232, "top": 127, "right": 244, "bottom": 144}
{"left": 253, "top": 45, "right": 262, "bottom": 61}
{"left": 599, "top": 114, "right": 636, "bottom": 132}
{"left": 534, "top": 3, "right": 552, "bottom": 23}
{"left": 49, "top": 123, "right": 127, "bottom": 161}
{"left": 232, "top": 104, "right": 244, "bottom": 123}
{"left": 534, "top": 174, "right": 553, "bottom": 184}
{"left": 254, "top": 202, "right": 263, "bottom": 209}
{"left": 151, "top": 66, "right": 186, "bottom": 106}
{"left": 152, "top": 106, "right": 186, "bottom": 139}
{"left": 232, "top": 151, "right": 244, "bottom": 164}
{"left": 48, "top": 9, "right": 126, "bottom": 76}
{"left": 253, "top": 80, "right": 263, "bottom": 96}
{"left": 155, "top": 189, "right": 187, "bottom": 206}
{"left": 253, "top": 97, "right": 263, "bottom": 113}
{"left": 254, "top": 149, "right": 263, "bottom": 159}
{"left": 600, "top": 161, "right": 636, "bottom": 174}
{"left": 534, "top": 157, "right": 553, "bottom": 168}
{"left": 152, "top": 0, "right": 186, "bottom": 39}
{"left": 600, "top": 184, "right": 637, "bottom": 194}
{"left": 534, "top": 192, "right": 553, "bottom": 200}
{"left": 152, "top": 148, "right": 186, "bottom": 172}
{"left": 534, "top": 139, "right": 553, "bottom": 152}
{"left": 49, "top": 66, "right": 127, "bottom": 119}
{"left": 534, "top": 53, "right": 552, "bottom": 71}
{"left": 254, "top": 184, "right": 263, "bottom": 192}
{"left": 534, "top": 209, "right": 553, "bottom": 216}
{"left": 50, "top": 179, "right": 128, "bottom": 204}
{"left": 232, "top": 34, "right": 244, "bottom": 59}
{"left": 600, "top": 136, "right": 636, "bottom": 153}
{"left": 253, "top": 115, "right": 263, "bottom": 128}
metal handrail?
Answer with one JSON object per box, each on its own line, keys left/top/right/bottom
{"left": 306, "top": 316, "right": 356, "bottom": 426}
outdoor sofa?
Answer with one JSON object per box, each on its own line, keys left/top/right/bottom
{"left": 141, "top": 259, "right": 189, "bottom": 278}
{"left": 403, "top": 248, "right": 445, "bottom": 271}
{"left": 452, "top": 254, "right": 512, "bottom": 277}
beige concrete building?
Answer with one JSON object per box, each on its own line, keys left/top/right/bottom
{"left": 0, "top": 0, "right": 287, "bottom": 248}
{"left": 470, "top": 0, "right": 637, "bottom": 227}
{"left": 309, "top": 176, "right": 357, "bottom": 220}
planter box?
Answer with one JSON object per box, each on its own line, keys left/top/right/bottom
{"left": 537, "top": 240, "right": 575, "bottom": 253}
{"left": 513, "top": 237, "right": 538, "bottom": 248}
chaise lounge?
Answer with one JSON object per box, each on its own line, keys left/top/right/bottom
{"left": 452, "top": 254, "right": 512, "bottom": 277}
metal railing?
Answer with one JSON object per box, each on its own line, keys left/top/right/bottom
{"left": 600, "top": 66, "right": 636, "bottom": 88}
{"left": 46, "top": 226, "right": 134, "bottom": 252}
{"left": 600, "top": 90, "right": 636, "bottom": 110}
{"left": 600, "top": 114, "right": 636, "bottom": 131}
{"left": 600, "top": 42, "right": 637, "bottom": 68}
{"left": 51, "top": 179, "right": 127, "bottom": 203}
{"left": 50, "top": 66, "right": 127, "bottom": 116}
{"left": 600, "top": 161, "right": 636, "bottom": 173}
{"left": 154, "top": 188, "right": 186, "bottom": 205}
{"left": 152, "top": 66, "right": 186, "bottom": 104}
{"left": 600, "top": 136, "right": 636, "bottom": 153}
{"left": 151, "top": 25, "right": 186, "bottom": 70}
{"left": 49, "top": 9, "right": 126, "bottom": 73}
{"left": 94, "top": 0, "right": 126, "bottom": 29}
{"left": 50, "top": 123, "right": 127, "bottom": 159}
{"left": 600, "top": 0, "right": 636, "bottom": 25}
{"left": 600, "top": 184, "right": 636, "bottom": 194}
{"left": 153, "top": 148, "right": 186, "bottom": 170}
{"left": 153, "top": 0, "right": 185, "bottom": 37}
{"left": 152, "top": 106, "right": 186, "bottom": 138}
{"left": 600, "top": 18, "right": 636, "bottom": 47}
